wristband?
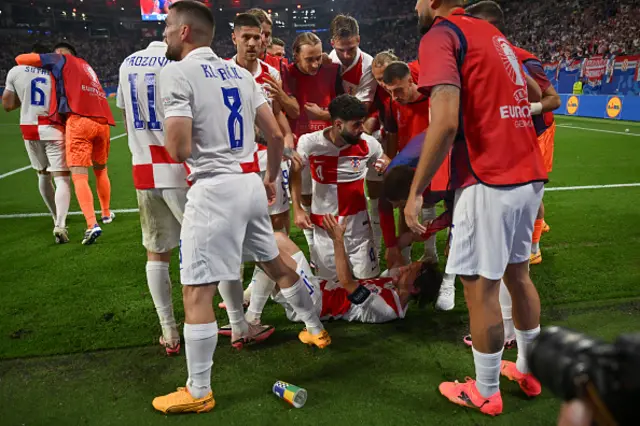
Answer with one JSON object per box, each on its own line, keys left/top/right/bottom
{"left": 530, "top": 102, "right": 543, "bottom": 115}
{"left": 347, "top": 285, "right": 371, "bottom": 305}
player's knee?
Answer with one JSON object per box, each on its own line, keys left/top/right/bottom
{"left": 93, "top": 163, "right": 107, "bottom": 170}
{"left": 37, "top": 170, "right": 50, "bottom": 175}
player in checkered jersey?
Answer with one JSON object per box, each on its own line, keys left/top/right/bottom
{"left": 292, "top": 94, "right": 390, "bottom": 280}
{"left": 116, "top": 39, "right": 186, "bottom": 356}
{"left": 3, "top": 43, "right": 71, "bottom": 244}
{"left": 327, "top": 15, "right": 387, "bottom": 260}
{"left": 217, "top": 214, "right": 446, "bottom": 334}
{"left": 231, "top": 13, "right": 294, "bottom": 235}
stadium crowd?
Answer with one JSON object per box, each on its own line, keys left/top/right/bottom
{"left": 2, "top": 0, "right": 640, "bottom": 86}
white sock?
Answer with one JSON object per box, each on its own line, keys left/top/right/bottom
{"left": 531, "top": 242, "right": 540, "bottom": 253}
{"left": 401, "top": 246, "right": 411, "bottom": 264}
{"left": 499, "top": 281, "right": 515, "bottom": 342}
{"left": 515, "top": 326, "right": 541, "bottom": 374}
{"left": 421, "top": 206, "right": 437, "bottom": 261}
{"left": 38, "top": 174, "right": 56, "bottom": 221}
{"left": 146, "top": 261, "right": 179, "bottom": 343}
{"left": 369, "top": 198, "right": 382, "bottom": 258}
{"left": 184, "top": 322, "right": 218, "bottom": 399}
{"left": 245, "top": 267, "right": 276, "bottom": 324}
{"left": 218, "top": 280, "right": 249, "bottom": 336}
{"left": 442, "top": 273, "right": 456, "bottom": 288}
{"left": 279, "top": 279, "right": 323, "bottom": 335}
{"left": 53, "top": 176, "right": 71, "bottom": 228}
{"left": 242, "top": 282, "right": 253, "bottom": 305}
{"left": 473, "top": 347, "right": 503, "bottom": 398}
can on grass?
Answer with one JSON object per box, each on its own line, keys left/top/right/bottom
{"left": 272, "top": 380, "right": 307, "bottom": 408}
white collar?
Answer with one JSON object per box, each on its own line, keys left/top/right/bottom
{"left": 147, "top": 41, "right": 167, "bottom": 49}
{"left": 184, "top": 46, "right": 218, "bottom": 60}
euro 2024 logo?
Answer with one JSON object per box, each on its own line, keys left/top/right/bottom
{"left": 493, "top": 36, "right": 528, "bottom": 104}
{"left": 83, "top": 63, "right": 101, "bottom": 88}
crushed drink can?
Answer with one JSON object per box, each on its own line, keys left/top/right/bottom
{"left": 272, "top": 380, "right": 307, "bottom": 408}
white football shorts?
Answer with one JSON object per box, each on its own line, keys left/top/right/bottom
{"left": 313, "top": 210, "right": 380, "bottom": 280}
{"left": 260, "top": 160, "right": 290, "bottom": 216}
{"left": 446, "top": 182, "right": 544, "bottom": 280}
{"left": 180, "top": 173, "right": 280, "bottom": 285}
{"left": 24, "top": 139, "right": 68, "bottom": 172}
{"left": 137, "top": 187, "right": 187, "bottom": 253}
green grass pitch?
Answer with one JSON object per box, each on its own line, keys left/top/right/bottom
{"left": 0, "top": 100, "right": 639, "bottom": 425}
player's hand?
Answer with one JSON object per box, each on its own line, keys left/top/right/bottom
{"left": 294, "top": 208, "right": 313, "bottom": 230}
{"left": 321, "top": 52, "right": 333, "bottom": 66}
{"left": 374, "top": 157, "right": 389, "bottom": 174}
{"left": 263, "top": 175, "right": 277, "bottom": 206}
{"left": 289, "top": 151, "right": 304, "bottom": 172}
{"left": 323, "top": 214, "right": 346, "bottom": 241}
{"left": 385, "top": 246, "right": 406, "bottom": 269}
{"left": 404, "top": 193, "right": 426, "bottom": 235}
{"left": 263, "top": 75, "right": 285, "bottom": 101}
{"left": 304, "top": 102, "right": 326, "bottom": 120}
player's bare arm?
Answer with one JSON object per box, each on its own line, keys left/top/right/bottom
{"left": 323, "top": 214, "right": 359, "bottom": 291}
{"left": 304, "top": 102, "right": 331, "bottom": 121}
{"left": 275, "top": 110, "right": 295, "bottom": 150}
{"left": 290, "top": 165, "right": 313, "bottom": 230}
{"left": 165, "top": 117, "right": 192, "bottom": 163}
{"left": 405, "top": 84, "right": 459, "bottom": 235}
{"left": 255, "top": 102, "right": 284, "bottom": 183}
{"left": 525, "top": 73, "right": 542, "bottom": 103}
{"left": 2, "top": 90, "right": 20, "bottom": 112}
{"left": 537, "top": 84, "right": 562, "bottom": 114}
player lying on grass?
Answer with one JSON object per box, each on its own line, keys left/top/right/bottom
{"left": 218, "top": 214, "right": 447, "bottom": 337}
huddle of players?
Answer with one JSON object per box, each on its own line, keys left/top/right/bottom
{"left": 4, "top": 0, "right": 560, "bottom": 417}
{"left": 114, "top": 2, "right": 449, "bottom": 415}
{"left": 3, "top": 42, "right": 116, "bottom": 245}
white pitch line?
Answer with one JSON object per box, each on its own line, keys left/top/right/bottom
{"left": 557, "top": 124, "right": 640, "bottom": 137}
{"left": 0, "top": 133, "right": 128, "bottom": 180}
{"left": 2, "top": 183, "right": 640, "bottom": 219}
{"left": 545, "top": 183, "right": 640, "bottom": 191}
{"left": 0, "top": 208, "right": 139, "bottom": 219}
{"left": 0, "top": 166, "right": 32, "bottom": 179}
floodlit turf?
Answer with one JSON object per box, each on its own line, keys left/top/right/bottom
{"left": 0, "top": 101, "right": 639, "bottom": 425}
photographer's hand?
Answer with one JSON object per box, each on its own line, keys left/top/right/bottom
{"left": 558, "top": 400, "right": 592, "bottom": 426}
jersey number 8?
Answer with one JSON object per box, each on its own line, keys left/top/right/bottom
{"left": 222, "top": 87, "right": 244, "bottom": 151}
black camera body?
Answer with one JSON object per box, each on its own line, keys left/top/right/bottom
{"left": 527, "top": 326, "right": 640, "bottom": 425}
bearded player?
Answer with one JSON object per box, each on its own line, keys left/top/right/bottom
{"left": 292, "top": 94, "right": 389, "bottom": 281}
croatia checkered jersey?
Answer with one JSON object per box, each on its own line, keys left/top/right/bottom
{"left": 329, "top": 49, "right": 377, "bottom": 104}
{"left": 159, "top": 47, "right": 267, "bottom": 181}
{"left": 117, "top": 41, "right": 189, "bottom": 190}
{"left": 4, "top": 65, "right": 64, "bottom": 141}
{"left": 232, "top": 57, "right": 281, "bottom": 172}
{"left": 296, "top": 130, "right": 383, "bottom": 226}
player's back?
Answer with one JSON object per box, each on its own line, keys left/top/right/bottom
{"left": 4, "top": 65, "right": 63, "bottom": 141}
{"left": 117, "top": 42, "right": 188, "bottom": 189}
{"left": 118, "top": 42, "right": 171, "bottom": 160}
{"left": 160, "top": 48, "right": 263, "bottom": 181}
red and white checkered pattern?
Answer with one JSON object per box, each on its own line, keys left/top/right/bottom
{"left": 233, "top": 58, "right": 281, "bottom": 172}
{"left": 296, "top": 130, "right": 383, "bottom": 227}
{"left": 329, "top": 49, "right": 377, "bottom": 104}
{"left": 4, "top": 65, "right": 64, "bottom": 141}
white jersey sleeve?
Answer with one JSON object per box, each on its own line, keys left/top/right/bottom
{"left": 295, "top": 133, "right": 312, "bottom": 168}
{"left": 116, "top": 79, "right": 125, "bottom": 109}
{"left": 160, "top": 63, "right": 194, "bottom": 119}
{"left": 251, "top": 76, "right": 268, "bottom": 111}
{"left": 354, "top": 66, "right": 377, "bottom": 104}
{"left": 4, "top": 67, "right": 18, "bottom": 93}
{"left": 363, "top": 133, "right": 384, "bottom": 167}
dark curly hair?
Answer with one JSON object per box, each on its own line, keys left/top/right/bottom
{"left": 411, "top": 262, "right": 444, "bottom": 309}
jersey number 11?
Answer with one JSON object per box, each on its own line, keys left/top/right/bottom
{"left": 128, "top": 73, "right": 162, "bottom": 131}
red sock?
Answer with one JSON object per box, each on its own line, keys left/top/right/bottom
{"left": 72, "top": 174, "right": 97, "bottom": 228}
{"left": 93, "top": 167, "right": 111, "bottom": 218}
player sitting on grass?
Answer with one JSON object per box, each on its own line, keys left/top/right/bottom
{"left": 219, "top": 213, "right": 446, "bottom": 334}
